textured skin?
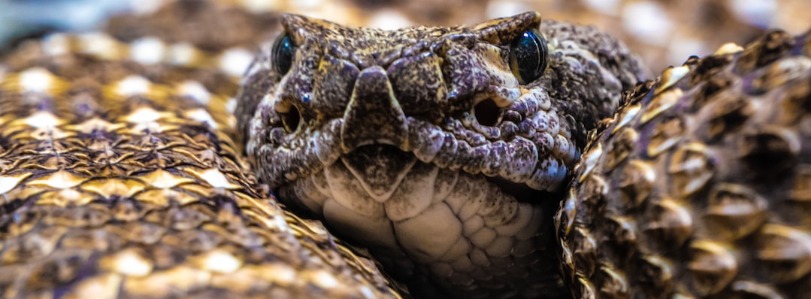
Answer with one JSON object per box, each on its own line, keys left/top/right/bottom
{"left": 104, "top": 0, "right": 282, "bottom": 52}
{"left": 556, "top": 30, "right": 811, "bottom": 298}
{"left": 238, "top": 11, "right": 647, "bottom": 298}
{"left": 5, "top": 1, "right": 809, "bottom": 299}
{"left": 0, "top": 2, "right": 401, "bottom": 298}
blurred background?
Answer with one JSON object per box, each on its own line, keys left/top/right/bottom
{"left": 1, "top": 0, "right": 809, "bottom": 73}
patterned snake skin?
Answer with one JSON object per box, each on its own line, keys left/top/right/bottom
{"left": 0, "top": 2, "right": 399, "bottom": 298}
{"left": 2, "top": 1, "right": 809, "bottom": 299}
{"left": 557, "top": 31, "right": 811, "bottom": 298}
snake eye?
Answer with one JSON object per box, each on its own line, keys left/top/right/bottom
{"left": 509, "top": 30, "right": 548, "bottom": 84}
{"left": 272, "top": 34, "right": 296, "bottom": 75}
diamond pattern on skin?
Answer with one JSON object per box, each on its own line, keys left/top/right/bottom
{"left": 0, "top": 2, "right": 401, "bottom": 298}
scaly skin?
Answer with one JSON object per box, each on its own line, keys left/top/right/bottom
{"left": 238, "top": 11, "right": 647, "bottom": 298}
{"left": 7, "top": 1, "right": 809, "bottom": 299}
{"left": 557, "top": 30, "right": 811, "bottom": 298}
{"left": 0, "top": 1, "right": 400, "bottom": 298}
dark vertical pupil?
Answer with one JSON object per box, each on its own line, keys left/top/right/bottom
{"left": 273, "top": 35, "right": 295, "bottom": 75}
{"left": 509, "top": 30, "right": 547, "bottom": 84}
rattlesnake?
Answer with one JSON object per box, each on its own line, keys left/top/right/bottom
{"left": 235, "top": 11, "right": 645, "bottom": 298}
{"left": 1, "top": 1, "right": 809, "bottom": 299}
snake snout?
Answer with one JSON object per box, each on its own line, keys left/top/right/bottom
{"left": 340, "top": 66, "right": 409, "bottom": 152}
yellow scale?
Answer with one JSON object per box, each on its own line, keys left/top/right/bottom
{"left": 0, "top": 4, "right": 401, "bottom": 298}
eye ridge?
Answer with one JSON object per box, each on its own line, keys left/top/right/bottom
{"left": 509, "top": 29, "right": 548, "bottom": 84}
{"left": 272, "top": 34, "right": 296, "bottom": 75}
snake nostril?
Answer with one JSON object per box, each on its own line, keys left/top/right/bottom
{"left": 281, "top": 106, "right": 301, "bottom": 133}
{"left": 474, "top": 98, "right": 501, "bottom": 127}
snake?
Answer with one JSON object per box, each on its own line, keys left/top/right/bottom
{"left": 1, "top": 1, "right": 809, "bottom": 298}
{"left": 235, "top": 10, "right": 645, "bottom": 299}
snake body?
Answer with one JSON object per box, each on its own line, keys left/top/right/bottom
{"left": 0, "top": 2, "right": 398, "bottom": 298}
{"left": 558, "top": 30, "right": 811, "bottom": 298}
{"left": 1, "top": 1, "right": 809, "bottom": 299}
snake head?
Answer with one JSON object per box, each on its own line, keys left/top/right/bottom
{"left": 237, "top": 12, "right": 647, "bottom": 298}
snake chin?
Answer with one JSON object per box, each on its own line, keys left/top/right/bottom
{"left": 275, "top": 142, "right": 561, "bottom": 297}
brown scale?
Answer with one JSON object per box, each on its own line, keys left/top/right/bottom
{"left": 0, "top": 1, "right": 400, "bottom": 298}
{"left": 0, "top": 54, "right": 400, "bottom": 299}
{"left": 557, "top": 30, "right": 811, "bottom": 298}
{"left": 105, "top": 0, "right": 282, "bottom": 52}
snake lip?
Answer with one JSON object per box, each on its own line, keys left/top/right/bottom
{"left": 484, "top": 175, "right": 548, "bottom": 203}
{"left": 341, "top": 139, "right": 403, "bottom": 153}
{"left": 337, "top": 142, "right": 547, "bottom": 204}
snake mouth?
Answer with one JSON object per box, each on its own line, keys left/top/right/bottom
{"left": 274, "top": 134, "right": 563, "bottom": 212}
{"left": 483, "top": 176, "right": 548, "bottom": 203}
{"left": 277, "top": 142, "right": 557, "bottom": 220}
{"left": 335, "top": 143, "right": 549, "bottom": 204}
